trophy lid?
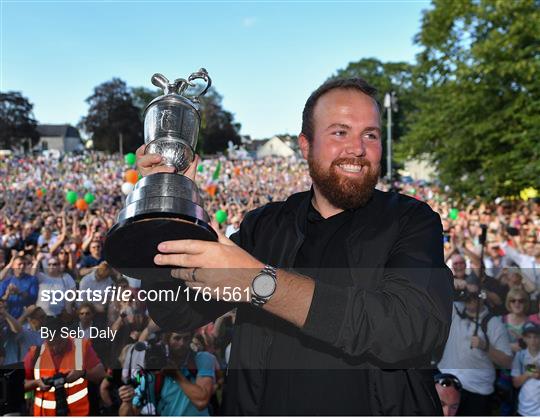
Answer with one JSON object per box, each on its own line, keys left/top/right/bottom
{"left": 143, "top": 69, "right": 211, "bottom": 118}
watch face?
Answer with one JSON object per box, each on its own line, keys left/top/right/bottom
{"left": 253, "top": 273, "right": 276, "bottom": 298}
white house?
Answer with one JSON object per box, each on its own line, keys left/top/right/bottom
{"left": 256, "top": 136, "right": 295, "bottom": 158}
{"left": 36, "top": 124, "right": 85, "bottom": 153}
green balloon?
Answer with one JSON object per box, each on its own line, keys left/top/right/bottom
{"left": 84, "top": 193, "right": 95, "bottom": 204}
{"left": 41, "top": 187, "right": 47, "bottom": 195}
{"left": 449, "top": 208, "right": 459, "bottom": 220}
{"left": 66, "top": 191, "right": 78, "bottom": 205}
{"left": 215, "top": 210, "right": 228, "bottom": 224}
{"left": 197, "top": 164, "right": 204, "bottom": 173}
{"left": 124, "top": 152, "right": 136, "bottom": 166}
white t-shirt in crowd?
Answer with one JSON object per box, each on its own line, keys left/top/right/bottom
{"left": 511, "top": 348, "right": 540, "bottom": 417}
{"left": 438, "top": 302, "right": 512, "bottom": 395}
{"left": 79, "top": 271, "right": 114, "bottom": 307}
{"left": 36, "top": 272, "right": 76, "bottom": 316}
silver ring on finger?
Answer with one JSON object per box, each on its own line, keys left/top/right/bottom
{"left": 191, "top": 267, "right": 199, "bottom": 282}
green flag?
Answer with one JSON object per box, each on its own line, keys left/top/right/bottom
{"left": 212, "top": 161, "right": 221, "bottom": 181}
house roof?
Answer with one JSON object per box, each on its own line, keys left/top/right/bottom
{"left": 37, "top": 124, "right": 81, "bottom": 139}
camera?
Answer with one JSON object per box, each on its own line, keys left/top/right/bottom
{"left": 144, "top": 337, "right": 169, "bottom": 371}
{"left": 42, "top": 373, "right": 69, "bottom": 416}
{"left": 455, "top": 288, "right": 487, "bottom": 302}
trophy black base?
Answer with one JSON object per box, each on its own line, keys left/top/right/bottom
{"left": 104, "top": 214, "right": 217, "bottom": 282}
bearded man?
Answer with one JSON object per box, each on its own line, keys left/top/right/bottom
{"left": 138, "top": 78, "right": 454, "bottom": 415}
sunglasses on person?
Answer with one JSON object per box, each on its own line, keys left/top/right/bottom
{"left": 434, "top": 374, "right": 462, "bottom": 391}
{"left": 510, "top": 299, "right": 525, "bottom": 304}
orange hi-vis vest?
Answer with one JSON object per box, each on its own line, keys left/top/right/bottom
{"left": 31, "top": 338, "right": 90, "bottom": 416}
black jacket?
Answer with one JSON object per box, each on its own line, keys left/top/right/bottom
{"left": 146, "top": 189, "right": 454, "bottom": 415}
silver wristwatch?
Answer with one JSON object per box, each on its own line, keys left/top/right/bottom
{"left": 250, "top": 265, "right": 277, "bottom": 307}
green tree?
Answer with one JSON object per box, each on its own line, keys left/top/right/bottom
{"left": 0, "top": 92, "right": 40, "bottom": 151}
{"left": 131, "top": 86, "right": 160, "bottom": 117}
{"left": 197, "top": 88, "right": 241, "bottom": 155}
{"left": 79, "top": 78, "right": 143, "bottom": 153}
{"left": 398, "top": 0, "right": 540, "bottom": 200}
{"left": 331, "top": 58, "right": 416, "bottom": 176}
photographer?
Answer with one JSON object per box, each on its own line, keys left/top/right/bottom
{"left": 23, "top": 317, "right": 106, "bottom": 416}
{"left": 118, "top": 331, "right": 215, "bottom": 416}
{"left": 438, "top": 289, "right": 513, "bottom": 415}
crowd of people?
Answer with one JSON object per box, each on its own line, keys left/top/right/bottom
{"left": 0, "top": 151, "right": 539, "bottom": 416}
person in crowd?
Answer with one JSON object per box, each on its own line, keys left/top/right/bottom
{"left": 504, "top": 287, "right": 531, "bottom": 353}
{"left": 511, "top": 322, "right": 540, "bottom": 417}
{"left": 16, "top": 304, "right": 45, "bottom": 356}
{"left": 501, "top": 239, "right": 540, "bottom": 293}
{"left": 23, "top": 316, "right": 106, "bottom": 416}
{"left": 34, "top": 254, "right": 76, "bottom": 317}
{"left": 434, "top": 373, "right": 462, "bottom": 416}
{"left": 57, "top": 245, "right": 77, "bottom": 279}
{"left": 450, "top": 253, "right": 468, "bottom": 295}
{"left": 438, "top": 291, "right": 513, "bottom": 415}
{"left": 118, "top": 331, "right": 216, "bottom": 416}
{"left": 78, "top": 240, "right": 105, "bottom": 276}
{"left": 78, "top": 261, "right": 115, "bottom": 317}
{"left": 0, "top": 298, "right": 23, "bottom": 365}
{"left": 0, "top": 256, "right": 38, "bottom": 318}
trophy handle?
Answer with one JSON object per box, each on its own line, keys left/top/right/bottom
{"left": 186, "top": 68, "right": 212, "bottom": 101}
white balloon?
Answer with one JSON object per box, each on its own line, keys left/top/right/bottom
{"left": 83, "top": 179, "right": 93, "bottom": 189}
{"left": 121, "top": 182, "right": 134, "bottom": 195}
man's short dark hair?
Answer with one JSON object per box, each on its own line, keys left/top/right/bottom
{"left": 301, "top": 77, "right": 380, "bottom": 142}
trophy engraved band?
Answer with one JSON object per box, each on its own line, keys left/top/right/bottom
{"left": 104, "top": 69, "right": 217, "bottom": 282}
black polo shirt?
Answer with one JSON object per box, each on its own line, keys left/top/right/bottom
{"left": 260, "top": 202, "right": 371, "bottom": 415}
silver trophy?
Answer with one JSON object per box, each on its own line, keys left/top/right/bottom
{"left": 104, "top": 69, "right": 217, "bottom": 281}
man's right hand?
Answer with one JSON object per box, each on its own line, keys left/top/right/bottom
{"left": 135, "top": 145, "right": 200, "bottom": 181}
{"left": 118, "top": 384, "right": 135, "bottom": 403}
{"left": 135, "top": 145, "right": 175, "bottom": 177}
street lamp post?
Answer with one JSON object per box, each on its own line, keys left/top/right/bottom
{"left": 383, "top": 91, "right": 397, "bottom": 181}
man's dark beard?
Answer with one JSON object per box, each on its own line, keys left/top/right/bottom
{"left": 308, "top": 152, "right": 380, "bottom": 210}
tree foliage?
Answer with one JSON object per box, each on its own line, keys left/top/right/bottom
{"left": 397, "top": 0, "right": 540, "bottom": 200}
{"left": 131, "top": 86, "right": 160, "bottom": 117}
{"left": 331, "top": 58, "right": 416, "bottom": 175}
{"left": 79, "top": 78, "right": 143, "bottom": 153}
{"left": 0, "top": 92, "right": 40, "bottom": 151}
{"left": 196, "top": 87, "right": 241, "bottom": 155}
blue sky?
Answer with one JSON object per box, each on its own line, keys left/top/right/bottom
{"left": 1, "top": 0, "right": 430, "bottom": 139}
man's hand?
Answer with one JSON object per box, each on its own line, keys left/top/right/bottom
{"left": 136, "top": 144, "right": 199, "bottom": 180}
{"left": 118, "top": 385, "right": 135, "bottom": 404}
{"left": 454, "top": 278, "right": 466, "bottom": 290}
{"left": 7, "top": 283, "right": 18, "bottom": 294}
{"left": 154, "top": 230, "right": 263, "bottom": 302}
{"left": 65, "top": 370, "right": 85, "bottom": 384}
{"left": 36, "top": 379, "right": 52, "bottom": 392}
{"left": 470, "top": 335, "right": 487, "bottom": 350}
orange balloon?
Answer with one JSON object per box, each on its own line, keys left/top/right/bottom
{"left": 233, "top": 167, "right": 241, "bottom": 176}
{"left": 125, "top": 169, "right": 139, "bottom": 184}
{"left": 75, "top": 198, "right": 88, "bottom": 211}
{"left": 36, "top": 189, "right": 43, "bottom": 198}
{"left": 206, "top": 184, "right": 217, "bottom": 197}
